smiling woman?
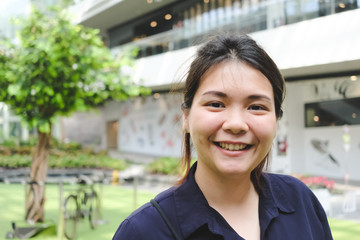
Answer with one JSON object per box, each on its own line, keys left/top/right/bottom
{"left": 113, "top": 34, "right": 333, "bottom": 240}
{"left": 183, "top": 61, "right": 277, "bottom": 189}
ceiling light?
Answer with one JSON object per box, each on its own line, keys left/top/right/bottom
{"left": 150, "top": 21, "right": 157, "bottom": 27}
{"left": 164, "top": 14, "right": 172, "bottom": 20}
{"left": 350, "top": 75, "right": 357, "bottom": 81}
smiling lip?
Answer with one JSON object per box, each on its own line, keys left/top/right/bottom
{"left": 214, "top": 142, "right": 252, "bottom": 151}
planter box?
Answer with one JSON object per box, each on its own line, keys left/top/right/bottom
{"left": 312, "top": 188, "right": 331, "bottom": 214}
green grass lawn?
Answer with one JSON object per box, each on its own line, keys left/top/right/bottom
{"left": 0, "top": 183, "right": 359, "bottom": 240}
{"left": 328, "top": 218, "right": 360, "bottom": 240}
{"left": 0, "top": 183, "right": 156, "bottom": 240}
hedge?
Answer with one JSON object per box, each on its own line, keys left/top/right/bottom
{"left": 0, "top": 154, "right": 127, "bottom": 170}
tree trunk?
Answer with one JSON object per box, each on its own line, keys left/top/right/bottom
{"left": 25, "top": 128, "right": 51, "bottom": 223}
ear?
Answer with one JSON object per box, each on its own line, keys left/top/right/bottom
{"left": 182, "top": 108, "right": 190, "bottom": 133}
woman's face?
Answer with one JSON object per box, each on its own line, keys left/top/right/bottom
{"left": 183, "top": 61, "right": 277, "bottom": 180}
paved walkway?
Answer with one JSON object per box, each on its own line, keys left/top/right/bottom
{"left": 108, "top": 150, "right": 157, "bottom": 164}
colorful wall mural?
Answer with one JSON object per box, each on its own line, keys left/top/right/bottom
{"left": 118, "top": 93, "right": 183, "bottom": 157}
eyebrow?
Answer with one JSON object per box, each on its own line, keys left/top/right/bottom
{"left": 248, "top": 94, "right": 273, "bottom": 102}
{"left": 202, "top": 91, "right": 227, "bottom": 98}
{"left": 202, "top": 91, "right": 272, "bottom": 101}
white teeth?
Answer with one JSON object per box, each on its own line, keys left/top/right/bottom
{"left": 218, "top": 142, "right": 247, "bottom": 151}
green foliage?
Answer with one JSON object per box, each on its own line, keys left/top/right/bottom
{"left": 0, "top": 39, "right": 12, "bottom": 100}
{"left": 146, "top": 157, "right": 181, "bottom": 175}
{"left": 0, "top": 153, "right": 127, "bottom": 170}
{"left": 0, "top": 137, "right": 34, "bottom": 155}
{"left": 0, "top": 136, "right": 37, "bottom": 147}
{"left": 48, "top": 154, "right": 127, "bottom": 170}
{"left": 0, "top": 137, "right": 81, "bottom": 155}
{"left": 0, "top": 138, "right": 18, "bottom": 147}
{"left": 0, "top": 6, "right": 150, "bottom": 133}
{"left": 146, "top": 157, "right": 196, "bottom": 175}
{"left": 0, "top": 154, "right": 32, "bottom": 168}
{"left": 0, "top": 138, "right": 127, "bottom": 170}
{"left": 51, "top": 138, "right": 82, "bottom": 152}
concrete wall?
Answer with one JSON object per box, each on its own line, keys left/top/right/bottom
{"left": 60, "top": 110, "right": 105, "bottom": 151}
{"left": 287, "top": 77, "right": 360, "bottom": 181}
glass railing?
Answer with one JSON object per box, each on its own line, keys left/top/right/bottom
{"left": 113, "top": 0, "right": 359, "bottom": 58}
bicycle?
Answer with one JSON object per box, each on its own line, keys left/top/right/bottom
{"left": 63, "top": 175, "right": 101, "bottom": 240}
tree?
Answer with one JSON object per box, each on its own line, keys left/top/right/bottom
{"left": 0, "top": 7, "right": 149, "bottom": 223}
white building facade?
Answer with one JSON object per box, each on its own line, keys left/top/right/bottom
{"left": 79, "top": 0, "right": 359, "bottom": 182}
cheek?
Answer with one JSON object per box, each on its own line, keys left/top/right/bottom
{"left": 189, "top": 112, "right": 220, "bottom": 131}
{"left": 188, "top": 112, "right": 222, "bottom": 141}
{"left": 252, "top": 116, "right": 277, "bottom": 143}
{"left": 265, "top": 122, "right": 277, "bottom": 145}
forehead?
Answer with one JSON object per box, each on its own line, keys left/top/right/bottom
{"left": 197, "top": 61, "right": 273, "bottom": 95}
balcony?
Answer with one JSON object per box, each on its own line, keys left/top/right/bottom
{"left": 101, "top": 0, "right": 359, "bottom": 58}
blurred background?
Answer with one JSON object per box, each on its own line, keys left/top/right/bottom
{"left": 2, "top": 0, "right": 360, "bottom": 185}
{"left": 1, "top": 0, "right": 360, "bottom": 239}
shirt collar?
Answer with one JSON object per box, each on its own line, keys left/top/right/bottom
{"left": 173, "top": 162, "right": 224, "bottom": 238}
{"left": 258, "top": 173, "right": 296, "bottom": 238}
{"left": 173, "top": 164, "right": 296, "bottom": 239}
{"left": 260, "top": 173, "right": 296, "bottom": 214}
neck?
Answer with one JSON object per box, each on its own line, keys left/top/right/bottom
{"left": 194, "top": 163, "right": 257, "bottom": 207}
{"left": 194, "top": 162, "right": 260, "bottom": 240}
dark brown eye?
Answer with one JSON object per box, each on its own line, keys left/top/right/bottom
{"left": 208, "top": 102, "right": 224, "bottom": 108}
{"left": 249, "top": 105, "right": 265, "bottom": 111}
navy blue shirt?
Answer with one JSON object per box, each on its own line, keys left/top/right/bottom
{"left": 113, "top": 163, "right": 333, "bottom": 239}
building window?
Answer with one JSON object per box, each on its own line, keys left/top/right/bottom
{"left": 305, "top": 97, "right": 360, "bottom": 127}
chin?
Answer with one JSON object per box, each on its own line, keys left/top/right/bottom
{"left": 218, "top": 164, "right": 252, "bottom": 177}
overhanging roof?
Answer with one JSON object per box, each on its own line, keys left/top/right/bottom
{"left": 71, "top": 0, "right": 179, "bottom": 37}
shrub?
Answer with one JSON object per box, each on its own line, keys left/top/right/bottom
{"left": 146, "top": 157, "right": 196, "bottom": 175}
{"left": 51, "top": 138, "right": 82, "bottom": 152}
{"left": 0, "top": 153, "right": 127, "bottom": 170}
{"left": 48, "top": 154, "right": 128, "bottom": 170}
{"left": 0, "top": 137, "right": 35, "bottom": 155}
{"left": 298, "top": 175, "right": 335, "bottom": 191}
{"left": 146, "top": 157, "right": 181, "bottom": 175}
{"left": 0, "top": 138, "right": 128, "bottom": 170}
{"left": 20, "top": 137, "right": 37, "bottom": 147}
{"left": 0, "top": 138, "right": 18, "bottom": 147}
{"left": 1, "top": 138, "right": 89, "bottom": 156}
{"left": 293, "top": 174, "right": 336, "bottom": 192}
{"left": 0, "top": 154, "right": 32, "bottom": 168}
{"left": 0, "top": 146, "right": 12, "bottom": 155}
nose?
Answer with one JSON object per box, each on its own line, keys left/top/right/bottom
{"left": 222, "top": 108, "right": 249, "bottom": 135}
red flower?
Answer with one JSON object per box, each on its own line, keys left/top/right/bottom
{"left": 297, "top": 175, "right": 334, "bottom": 190}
